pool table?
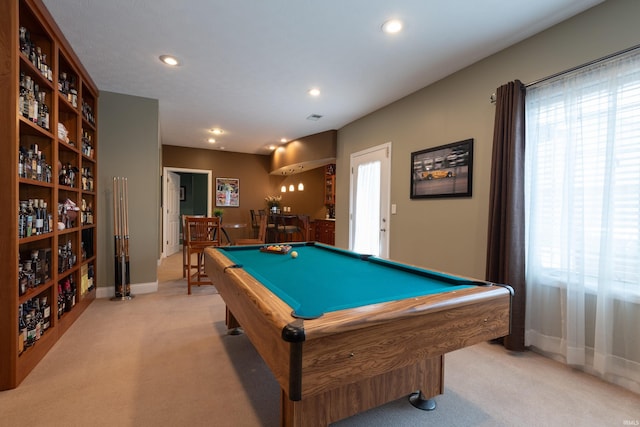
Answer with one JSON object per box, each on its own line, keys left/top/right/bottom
{"left": 204, "top": 242, "right": 512, "bottom": 427}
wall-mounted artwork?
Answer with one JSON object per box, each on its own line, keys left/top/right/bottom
{"left": 410, "top": 139, "right": 473, "bottom": 199}
{"left": 216, "top": 177, "right": 239, "bottom": 207}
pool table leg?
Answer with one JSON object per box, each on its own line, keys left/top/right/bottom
{"left": 408, "top": 391, "right": 437, "bottom": 411}
{"left": 225, "top": 306, "right": 243, "bottom": 335}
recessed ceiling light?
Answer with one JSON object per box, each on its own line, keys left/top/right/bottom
{"left": 280, "top": 138, "right": 288, "bottom": 143}
{"left": 159, "top": 55, "right": 180, "bottom": 66}
{"left": 308, "top": 88, "right": 321, "bottom": 97}
{"left": 210, "top": 128, "right": 224, "bottom": 135}
{"left": 269, "top": 145, "right": 276, "bottom": 150}
{"left": 208, "top": 138, "right": 216, "bottom": 143}
{"left": 381, "top": 19, "right": 403, "bottom": 34}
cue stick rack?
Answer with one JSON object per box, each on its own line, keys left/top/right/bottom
{"left": 112, "top": 177, "right": 133, "bottom": 300}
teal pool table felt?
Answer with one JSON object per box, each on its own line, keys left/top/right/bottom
{"left": 218, "top": 243, "right": 476, "bottom": 319}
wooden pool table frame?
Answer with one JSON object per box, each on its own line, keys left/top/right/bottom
{"left": 204, "top": 245, "right": 512, "bottom": 427}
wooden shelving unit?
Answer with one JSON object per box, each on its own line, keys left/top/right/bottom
{"left": 0, "top": 0, "right": 98, "bottom": 390}
{"left": 324, "top": 163, "right": 336, "bottom": 206}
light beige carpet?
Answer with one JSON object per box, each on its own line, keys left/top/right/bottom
{"left": 1, "top": 252, "right": 638, "bottom": 426}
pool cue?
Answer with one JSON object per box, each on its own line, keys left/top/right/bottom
{"left": 113, "top": 177, "right": 122, "bottom": 297}
{"left": 122, "top": 177, "right": 131, "bottom": 295}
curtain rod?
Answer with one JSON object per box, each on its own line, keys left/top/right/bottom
{"left": 525, "top": 43, "right": 640, "bottom": 88}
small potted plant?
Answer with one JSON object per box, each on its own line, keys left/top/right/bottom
{"left": 213, "top": 208, "right": 224, "bottom": 219}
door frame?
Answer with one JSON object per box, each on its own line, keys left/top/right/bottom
{"left": 348, "top": 142, "right": 391, "bottom": 258}
{"left": 161, "top": 167, "right": 212, "bottom": 258}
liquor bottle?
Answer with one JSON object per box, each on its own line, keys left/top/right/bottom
{"left": 87, "top": 201, "right": 94, "bottom": 225}
{"left": 40, "top": 296, "right": 51, "bottom": 332}
{"left": 18, "top": 263, "right": 26, "bottom": 296}
{"left": 35, "top": 47, "right": 42, "bottom": 72}
{"left": 41, "top": 52, "right": 51, "bottom": 81}
{"left": 24, "top": 260, "right": 35, "bottom": 290}
{"left": 88, "top": 264, "right": 95, "bottom": 290}
{"left": 23, "top": 149, "right": 31, "bottom": 179}
{"left": 88, "top": 168, "right": 94, "bottom": 191}
{"left": 69, "top": 76, "right": 78, "bottom": 107}
{"left": 68, "top": 166, "right": 77, "bottom": 187}
{"left": 58, "top": 72, "right": 67, "bottom": 94}
{"left": 35, "top": 151, "right": 42, "bottom": 181}
{"left": 40, "top": 153, "right": 50, "bottom": 183}
{"left": 18, "top": 146, "right": 24, "bottom": 178}
{"left": 19, "top": 27, "right": 28, "bottom": 55}
{"left": 30, "top": 84, "right": 39, "bottom": 124}
{"left": 30, "top": 146, "right": 38, "bottom": 180}
{"left": 59, "top": 163, "right": 67, "bottom": 186}
{"left": 18, "top": 201, "right": 26, "bottom": 239}
{"left": 19, "top": 72, "right": 27, "bottom": 118}
{"left": 38, "top": 92, "right": 49, "bottom": 130}
{"left": 31, "top": 249, "right": 41, "bottom": 286}
{"left": 69, "top": 275, "right": 77, "bottom": 307}
{"left": 34, "top": 298, "right": 42, "bottom": 341}
{"left": 33, "top": 199, "right": 42, "bottom": 235}
{"left": 57, "top": 283, "right": 65, "bottom": 318}
{"left": 25, "top": 76, "right": 35, "bottom": 121}
{"left": 18, "top": 304, "right": 26, "bottom": 355}
{"left": 63, "top": 278, "right": 72, "bottom": 312}
{"left": 45, "top": 162, "right": 52, "bottom": 183}
{"left": 25, "top": 309, "right": 36, "bottom": 347}
{"left": 25, "top": 199, "right": 34, "bottom": 237}
{"left": 42, "top": 201, "right": 50, "bottom": 234}
{"left": 47, "top": 210, "right": 53, "bottom": 235}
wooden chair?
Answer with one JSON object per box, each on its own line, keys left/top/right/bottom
{"left": 297, "top": 214, "right": 310, "bottom": 241}
{"left": 182, "top": 214, "right": 204, "bottom": 278}
{"left": 249, "top": 209, "right": 260, "bottom": 238}
{"left": 182, "top": 215, "right": 193, "bottom": 278}
{"left": 185, "top": 216, "right": 221, "bottom": 294}
{"left": 275, "top": 214, "right": 304, "bottom": 243}
{"left": 261, "top": 209, "right": 277, "bottom": 243}
{"left": 235, "top": 213, "right": 267, "bottom": 245}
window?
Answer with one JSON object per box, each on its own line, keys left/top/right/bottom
{"left": 525, "top": 49, "right": 640, "bottom": 298}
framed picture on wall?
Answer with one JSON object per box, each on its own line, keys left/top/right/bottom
{"left": 216, "top": 177, "right": 239, "bottom": 207}
{"left": 410, "top": 138, "right": 473, "bottom": 199}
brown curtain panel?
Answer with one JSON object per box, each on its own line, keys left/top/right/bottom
{"left": 486, "top": 80, "right": 526, "bottom": 351}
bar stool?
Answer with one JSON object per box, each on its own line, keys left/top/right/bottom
{"left": 185, "top": 216, "right": 221, "bottom": 294}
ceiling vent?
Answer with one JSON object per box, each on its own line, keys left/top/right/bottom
{"left": 306, "top": 114, "right": 323, "bottom": 121}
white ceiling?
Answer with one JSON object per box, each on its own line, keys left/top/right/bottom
{"left": 42, "top": 0, "right": 603, "bottom": 155}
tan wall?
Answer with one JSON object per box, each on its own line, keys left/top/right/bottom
{"left": 273, "top": 167, "right": 329, "bottom": 220}
{"left": 335, "top": 0, "right": 640, "bottom": 279}
{"left": 271, "top": 130, "right": 337, "bottom": 173}
{"left": 162, "top": 145, "right": 330, "bottom": 238}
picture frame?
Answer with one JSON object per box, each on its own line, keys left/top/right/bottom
{"left": 216, "top": 177, "right": 239, "bottom": 207}
{"left": 179, "top": 186, "right": 186, "bottom": 201}
{"left": 410, "top": 138, "right": 473, "bottom": 199}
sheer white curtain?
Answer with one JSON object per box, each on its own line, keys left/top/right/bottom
{"left": 525, "top": 49, "right": 640, "bottom": 393}
{"left": 353, "top": 160, "right": 380, "bottom": 255}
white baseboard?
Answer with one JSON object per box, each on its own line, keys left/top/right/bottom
{"left": 96, "top": 281, "right": 158, "bottom": 299}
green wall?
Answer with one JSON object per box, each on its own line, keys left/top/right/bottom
{"left": 97, "top": 91, "right": 160, "bottom": 295}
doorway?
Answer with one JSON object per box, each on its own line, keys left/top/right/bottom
{"left": 162, "top": 167, "right": 212, "bottom": 258}
{"left": 349, "top": 142, "right": 391, "bottom": 258}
